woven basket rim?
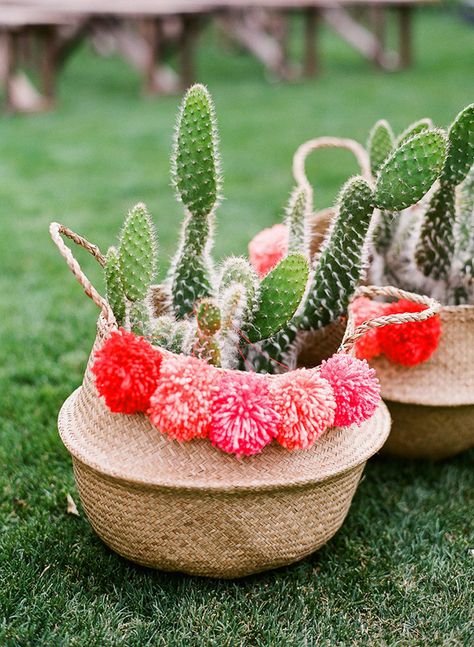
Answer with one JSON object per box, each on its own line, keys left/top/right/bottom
{"left": 58, "top": 388, "right": 390, "bottom": 494}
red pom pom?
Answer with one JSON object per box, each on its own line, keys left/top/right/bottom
{"left": 269, "top": 369, "right": 336, "bottom": 450}
{"left": 378, "top": 299, "right": 441, "bottom": 366}
{"left": 92, "top": 329, "right": 162, "bottom": 414}
{"left": 319, "top": 354, "right": 380, "bottom": 427}
{"left": 148, "top": 355, "right": 220, "bottom": 441}
{"left": 248, "top": 223, "right": 288, "bottom": 278}
{"left": 351, "top": 297, "right": 390, "bottom": 360}
{"left": 209, "top": 372, "right": 279, "bottom": 456}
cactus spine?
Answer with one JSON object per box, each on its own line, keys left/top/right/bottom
{"left": 169, "top": 84, "right": 221, "bottom": 318}
{"left": 104, "top": 246, "right": 126, "bottom": 325}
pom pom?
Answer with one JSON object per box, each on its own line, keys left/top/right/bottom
{"left": 209, "top": 372, "right": 279, "bottom": 456}
{"left": 148, "top": 355, "right": 220, "bottom": 441}
{"left": 319, "top": 354, "right": 380, "bottom": 427}
{"left": 351, "top": 296, "right": 390, "bottom": 360}
{"left": 269, "top": 369, "right": 336, "bottom": 450}
{"left": 92, "top": 328, "right": 162, "bottom": 414}
{"left": 378, "top": 299, "right": 441, "bottom": 366}
{"left": 248, "top": 223, "right": 288, "bottom": 278}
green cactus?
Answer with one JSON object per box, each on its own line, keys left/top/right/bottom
{"left": 169, "top": 84, "right": 221, "bottom": 319}
{"left": 218, "top": 257, "right": 260, "bottom": 316}
{"left": 149, "top": 316, "right": 194, "bottom": 354}
{"left": 104, "top": 246, "right": 126, "bottom": 325}
{"left": 247, "top": 254, "right": 309, "bottom": 343}
{"left": 118, "top": 203, "right": 157, "bottom": 303}
{"left": 367, "top": 119, "right": 394, "bottom": 177}
{"left": 219, "top": 283, "right": 248, "bottom": 369}
{"left": 285, "top": 186, "right": 310, "bottom": 254}
{"left": 193, "top": 298, "right": 222, "bottom": 366}
{"left": 374, "top": 129, "right": 447, "bottom": 211}
{"left": 397, "top": 118, "right": 433, "bottom": 146}
{"left": 440, "top": 103, "right": 474, "bottom": 186}
{"left": 301, "top": 176, "right": 374, "bottom": 330}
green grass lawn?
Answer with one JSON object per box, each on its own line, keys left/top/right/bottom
{"left": 1, "top": 8, "right": 473, "bottom": 645}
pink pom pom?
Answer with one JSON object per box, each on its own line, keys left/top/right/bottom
{"left": 319, "top": 354, "right": 380, "bottom": 427}
{"left": 248, "top": 223, "right": 288, "bottom": 278}
{"left": 269, "top": 369, "right": 336, "bottom": 450}
{"left": 351, "top": 296, "right": 390, "bottom": 360}
{"left": 148, "top": 355, "right": 220, "bottom": 441}
{"left": 209, "top": 372, "right": 279, "bottom": 456}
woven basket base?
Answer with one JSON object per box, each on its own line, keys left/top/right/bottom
{"left": 381, "top": 401, "right": 474, "bottom": 460}
{"left": 73, "top": 459, "right": 364, "bottom": 578}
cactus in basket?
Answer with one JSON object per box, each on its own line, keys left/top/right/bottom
{"left": 369, "top": 104, "right": 474, "bottom": 305}
{"left": 99, "top": 84, "right": 310, "bottom": 370}
{"left": 246, "top": 127, "right": 447, "bottom": 372}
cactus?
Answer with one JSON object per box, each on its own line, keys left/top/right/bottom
{"left": 397, "top": 118, "right": 433, "bottom": 146}
{"left": 219, "top": 283, "right": 248, "bottom": 369}
{"left": 104, "top": 246, "right": 126, "bottom": 325}
{"left": 169, "top": 85, "right": 221, "bottom": 318}
{"left": 247, "top": 254, "right": 309, "bottom": 342}
{"left": 119, "top": 203, "right": 157, "bottom": 303}
{"left": 193, "top": 298, "right": 222, "bottom": 366}
{"left": 149, "top": 316, "right": 194, "bottom": 355}
{"left": 218, "top": 257, "right": 260, "bottom": 317}
{"left": 367, "top": 119, "right": 394, "bottom": 177}
{"left": 369, "top": 104, "right": 474, "bottom": 306}
{"left": 285, "top": 186, "right": 310, "bottom": 254}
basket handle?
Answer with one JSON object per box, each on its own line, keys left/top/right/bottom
{"left": 340, "top": 285, "right": 441, "bottom": 354}
{"left": 292, "top": 136, "right": 372, "bottom": 190}
{"left": 49, "top": 222, "right": 116, "bottom": 326}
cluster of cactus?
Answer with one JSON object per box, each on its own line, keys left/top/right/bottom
{"left": 248, "top": 124, "right": 448, "bottom": 372}
{"left": 368, "top": 104, "right": 474, "bottom": 305}
{"left": 103, "top": 84, "right": 309, "bottom": 369}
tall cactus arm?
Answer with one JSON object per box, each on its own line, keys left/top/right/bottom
{"left": 169, "top": 84, "right": 221, "bottom": 318}
{"left": 301, "top": 177, "right": 374, "bottom": 330}
{"left": 455, "top": 163, "right": 474, "bottom": 256}
{"left": 247, "top": 254, "right": 309, "bottom": 343}
{"left": 219, "top": 283, "right": 248, "bottom": 369}
{"left": 440, "top": 103, "right": 474, "bottom": 186}
{"left": 415, "top": 183, "right": 456, "bottom": 280}
{"left": 367, "top": 119, "right": 395, "bottom": 177}
{"left": 118, "top": 203, "right": 158, "bottom": 303}
{"left": 374, "top": 129, "right": 447, "bottom": 211}
{"left": 218, "top": 256, "right": 260, "bottom": 316}
{"left": 104, "top": 246, "right": 126, "bottom": 325}
{"left": 285, "top": 185, "right": 310, "bottom": 254}
{"left": 397, "top": 118, "right": 433, "bottom": 146}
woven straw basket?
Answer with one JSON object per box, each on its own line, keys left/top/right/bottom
{"left": 51, "top": 223, "right": 392, "bottom": 579}
{"left": 370, "top": 305, "right": 474, "bottom": 460}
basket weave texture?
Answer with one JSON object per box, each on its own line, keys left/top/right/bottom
{"left": 57, "top": 318, "right": 391, "bottom": 578}
{"left": 370, "top": 305, "right": 474, "bottom": 459}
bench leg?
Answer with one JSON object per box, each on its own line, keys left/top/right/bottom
{"left": 304, "top": 7, "right": 320, "bottom": 77}
{"left": 369, "top": 6, "right": 386, "bottom": 69}
{"left": 398, "top": 5, "right": 412, "bottom": 69}
{"left": 2, "top": 30, "right": 16, "bottom": 112}
{"left": 179, "top": 14, "right": 201, "bottom": 90}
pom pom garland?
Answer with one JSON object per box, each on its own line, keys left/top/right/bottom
{"left": 92, "top": 329, "right": 162, "bottom": 414}
{"left": 148, "top": 355, "right": 220, "bottom": 441}
{"left": 379, "top": 300, "right": 441, "bottom": 366}
{"left": 248, "top": 223, "right": 288, "bottom": 278}
{"left": 269, "top": 369, "right": 336, "bottom": 450}
{"left": 209, "top": 372, "right": 279, "bottom": 456}
{"left": 351, "top": 296, "right": 390, "bottom": 360}
{"left": 319, "top": 354, "right": 380, "bottom": 427}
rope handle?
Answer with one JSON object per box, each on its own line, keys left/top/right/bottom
{"left": 340, "top": 285, "right": 441, "bottom": 354}
{"left": 292, "top": 136, "right": 372, "bottom": 190}
{"left": 49, "top": 222, "right": 116, "bottom": 326}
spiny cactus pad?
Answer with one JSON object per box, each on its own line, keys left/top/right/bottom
{"left": 441, "top": 103, "right": 474, "bottom": 186}
{"left": 367, "top": 119, "right": 394, "bottom": 177}
{"left": 150, "top": 316, "right": 193, "bottom": 354}
{"left": 104, "top": 246, "right": 126, "bottom": 325}
{"left": 196, "top": 298, "right": 221, "bottom": 335}
{"left": 375, "top": 129, "right": 447, "bottom": 210}
{"left": 285, "top": 186, "right": 309, "bottom": 254}
{"left": 302, "top": 176, "right": 374, "bottom": 329}
{"left": 415, "top": 183, "right": 456, "bottom": 280}
{"left": 248, "top": 253, "right": 309, "bottom": 343}
{"left": 119, "top": 203, "right": 157, "bottom": 302}
{"left": 397, "top": 118, "right": 433, "bottom": 146}
{"left": 219, "top": 257, "right": 260, "bottom": 315}
{"left": 172, "top": 84, "right": 220, "bottom": 217}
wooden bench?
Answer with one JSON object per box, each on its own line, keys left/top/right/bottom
{"left": 0, "top": 0, "right": 438, "bottom": 112}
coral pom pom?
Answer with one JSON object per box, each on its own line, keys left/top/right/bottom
{"left": 378, "top": 299, "right": 441, "bottom": 366}
{"left": 269, "top": 369, "right": 336, "bottom": 450}
{"left": 148, "top": 355, "right": 220, "bottom": 441}
{"left": 209, "top": 372, "right": 279, "bottom": 456}
{"left": 248, "top": 223, "right": 288, "bottom": 278}
{"left": 351, "top": 296, "right": 390, "bottom": 360}
{"left": 319, "top": 354, "right": 380, "bottom": 427}
{"left": 92, "top": 329, "right": 162, "bottom": 414}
